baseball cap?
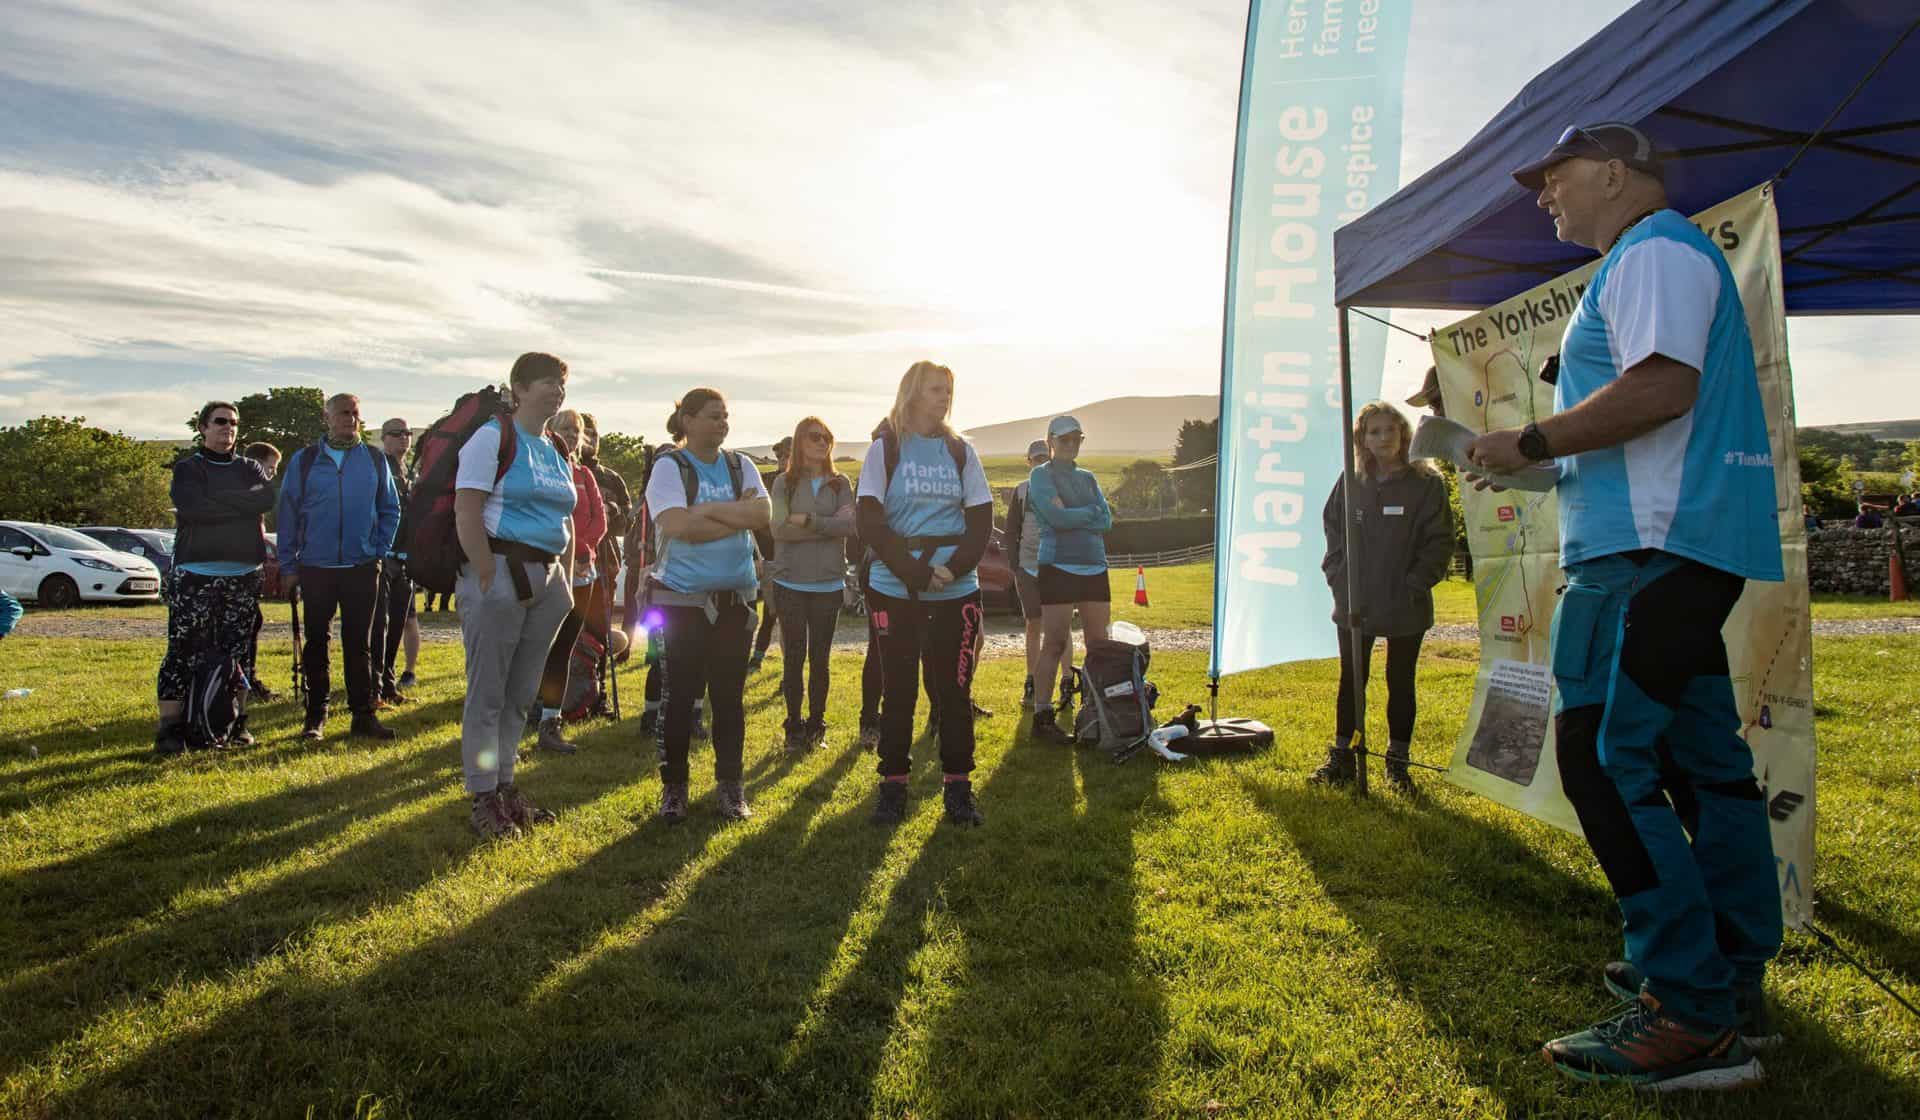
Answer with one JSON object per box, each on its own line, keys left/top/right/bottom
{"left": 1512, "top": 122, "right": 1663, "bottom": 190}
{"left": 1405, "top": 367, "right": 1442, "bottom": 408}
{"left": 380, "top": 419, "right": 410, "bottom": 436}
{"left": 1026, "top": 439, "right": 1050, "bottom": 460}
{"left": 1047, "top": 415, "right": 1083, "bottom": 439}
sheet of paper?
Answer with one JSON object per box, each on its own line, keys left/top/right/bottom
{"left": 1409, "top": 414, "right": 1561, "bottom": 492}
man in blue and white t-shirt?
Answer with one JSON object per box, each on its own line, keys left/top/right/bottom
{"left": 1470, "top": 122, "right": 1783, "bottom": 1091}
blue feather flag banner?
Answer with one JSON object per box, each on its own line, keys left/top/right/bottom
{"left": 1211, "top": 0, "right": 1412, "bottom": 678}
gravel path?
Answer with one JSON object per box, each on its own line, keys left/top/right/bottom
{"left": 16, "top": 612, "right": 1918, "bottom": 649}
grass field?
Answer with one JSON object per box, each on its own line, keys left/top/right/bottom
{"left": 2, "top": 627, "right": 1917, "bottom": 1118}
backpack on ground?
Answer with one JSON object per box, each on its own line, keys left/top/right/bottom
{"left": 561, "top": 627, "right": 608, "bottom": 721}
{"left": 1073, "top": 634, "right": 1160, "bottom": 754}
{"left": 184, "top": 654, "right": 247, "bottom": 749}
{"left": 404, "top": 387, "right": 560, "bottom": 594}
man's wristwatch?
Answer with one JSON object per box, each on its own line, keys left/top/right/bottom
{"left": 1517, "top": 422, "right": 1552, "bottom": 462}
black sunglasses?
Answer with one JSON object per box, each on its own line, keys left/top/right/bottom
{"left": 206, "top": 416, "right": 237, "bottom": 427}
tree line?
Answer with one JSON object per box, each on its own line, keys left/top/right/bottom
{"left": 2, "top": 391, "right": 1910, "bottom": 529}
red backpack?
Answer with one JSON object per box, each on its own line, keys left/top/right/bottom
{"left": 404, "top": 387, "right": 566, "bottom": 594}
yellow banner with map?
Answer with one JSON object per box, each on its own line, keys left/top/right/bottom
{"left": 1432, "top": 182, "right": 1815, "bottom": 928}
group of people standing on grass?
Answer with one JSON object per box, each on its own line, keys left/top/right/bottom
{"left": 150, "top": 356, "right": 1130, "bottom": 838}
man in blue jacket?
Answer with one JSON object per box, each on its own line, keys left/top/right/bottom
{"left": 277, "top": 392, "right": 401, "bottom": 741}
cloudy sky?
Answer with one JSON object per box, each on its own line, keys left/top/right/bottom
{"left": 0, "top": 0, "right": 1909, "bottom": 444}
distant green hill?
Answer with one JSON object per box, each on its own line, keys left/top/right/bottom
{"left": 1804, "top": 418, "right": 1920, "bottom": 441}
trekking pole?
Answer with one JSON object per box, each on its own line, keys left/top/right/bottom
{"left": 289, "top": 589, "right": 304, "bottom": 703}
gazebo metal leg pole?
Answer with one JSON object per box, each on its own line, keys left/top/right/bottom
{"left": 1337, "top": 305, "right": 1368, "bottom": 796}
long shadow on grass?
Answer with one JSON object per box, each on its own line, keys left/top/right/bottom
{"left": 777, "top": 735, "right": 1168, "bottom": 1116}
{"left": 39, "top": 744, "right": 861, "bottom": 1117}
{"left": 1249, "top": 781, "right": 1920, "bottom": 1117}
{"left": 900, "top": 739, "right": 1168, "bottom": 1115}
{"left": 0, "top": 762, "right": 568, "bottom": 1094}
{"left": 1812, "top": 896, "right": 1920, "bottom": 985}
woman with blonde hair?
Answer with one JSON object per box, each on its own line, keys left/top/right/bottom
{"left": 769, "top": 416, "right": 855, "bottom": 749}
{"left": 857, "top": 360, "right": 994, "bottom": 827}
{"left": 1312, "top": 400, "right": 1453, "bottom": 792}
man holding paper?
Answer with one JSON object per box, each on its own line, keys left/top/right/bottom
{"left": 1467, "top": 122, "right": 1783, "bottom": 1092}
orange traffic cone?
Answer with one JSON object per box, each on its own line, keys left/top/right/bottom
{"left": 1893, "top": 550, "right": 1910, "bottom": 603}
{"left": 1134, "top": 566, "right": 1149, "bottom": 607}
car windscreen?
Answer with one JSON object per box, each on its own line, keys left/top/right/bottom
{"left": 133, "top": 530, "right": 173, "bottom": 554}
{"left": 34, "top": 525, "right": 120, "bottom": 552}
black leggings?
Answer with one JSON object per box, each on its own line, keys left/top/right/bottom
{"left": 775, "top": 585, "right": 840, "bottom": 724}
{"left": 860, "top": 611, "right": 935, "bottom": 727}
{"left": 368, "top": 558, "right": 413, "bottom": 695}
{"left": 1334, "top": 629, "right": 1425, "bottom": 743}
{"left": 657, "top": 601, "right": 752, "bottom": 785}
{"left": 753, "top": 592, "right": 779, "bottom": 658}
{"left": 870, "top": 590, "right": 982, "bottom": 779}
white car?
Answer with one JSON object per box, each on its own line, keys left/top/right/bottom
{"left": 0, "top": 520, "right": 164, "bottom": 607}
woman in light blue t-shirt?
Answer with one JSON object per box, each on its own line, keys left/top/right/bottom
{"left": 452, "top": 352, "right": 577, "bottom": 841}
{"left": 855, "top": 361, "right": 993, "bottom": 829}
{"left": 643, "top": 387, "right": 771, "bottom": 824}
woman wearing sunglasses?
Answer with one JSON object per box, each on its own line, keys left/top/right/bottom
{"left": 156, "top": 401, "right": 277, "bottom": 754}
{"left": 768, "top": 417, "right": 855, "bottom": 750}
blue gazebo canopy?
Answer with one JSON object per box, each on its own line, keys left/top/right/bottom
{"left": 1334, "top": 0, "right": 1919, "bottom": 313}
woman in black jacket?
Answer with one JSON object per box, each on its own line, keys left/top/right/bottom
{"left": 156, "top": 401, "right": 278, "bottom": 754}
{"left": 1314, "top": 400, "right": 1454, "bottom": 792}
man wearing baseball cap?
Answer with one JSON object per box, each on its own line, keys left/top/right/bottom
{"left": 1026, "top": 414, "right": 1113, "bottom": 744}
{"left": 1468, "top": 122, "right": 1783, "bottom": 1090}
{"left": 1405, "top": 366, "right": 1446, "bottom": 418}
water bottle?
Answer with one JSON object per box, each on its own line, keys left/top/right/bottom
{"left": 3, "top": 688, "right": 31, "bottom": 700}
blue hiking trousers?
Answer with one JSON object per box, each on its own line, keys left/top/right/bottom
{"left": 1550, "top": 550, "right": 1782, "bottom": 1029}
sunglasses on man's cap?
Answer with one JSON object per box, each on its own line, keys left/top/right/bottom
{"left": 1512, "top": 121, "right": 1663, "bottom": 190}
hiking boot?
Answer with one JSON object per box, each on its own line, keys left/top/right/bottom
{"left": 497, "top": 782, "right": 556, "bottom": 829}
{"left": 301, "top": 705, "right": 328, "bottom": 740}
{"left": 228, "top": 716, "right": 256, "bottom": 749}
{"left": 250, "top": 682, "right": 278, "bottom": 702}
{"left": 470, "top": 791, "right": 522, "bottom": 840}
{"left": 397, "top": 670, "right": 418, "bottom": 690}
{"left": 1603, "top": 963, "right": 1780, "bottom": 1050}
{"left": 1385, "top": 747, "right": 1417, "bottom": 794}
{"left": 942, "top": 780, "right": 985, "bottom": 827}
{"left": 1058, "top": 676, "right": 1078, "bottom": 710}
{"left": 970, "top": 700, "right": 994, "bottom": 720}
{"left": 154, "top": 723, "right": 188, "bottom": 757}
{"left": 536, "top": 717, "right": 577, "bottom": 755}
{"left": 717, "top": 781, "right": 753, "bottom": 820}
{"left": 1307, "top": 745, "right": 1357, "bottom": 786}
{"left": 804, "top": 718, "right": 827, "bottom": 748}
{"left": 349, "top": 711, "right": 396, "bottom": 741}
{"left": 871, "top": 780, "right": 909, "bottom": 826}
{"left": 1031, "top": 709, "right": 1074, "bottom": 746}
{"left": 638, "top": 710, "right": 659, "bottom": 738}
{"left": 659, "top": 782, "right": 689, "bottom": 824}
{"left": 857, "top": 722, "right": 880, "bottom": 751}
{"left": 1021, "top": 676, "right": 1035, "bottom": 712}
{"left": 1542, "top": 992, "right": 1762, "bottom": 1092}
{"left": 782, "top": 719, "right": 809, "bottom": 753}
{"left": 381, "top": 687, "right": 412, "bottom": 706}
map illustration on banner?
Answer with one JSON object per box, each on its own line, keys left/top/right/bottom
{"left": 1432, "top": 183, "right": 1817, "bottom": 928}
{"left": 1211, "top": 0, "right": 1411, "bottom": 678}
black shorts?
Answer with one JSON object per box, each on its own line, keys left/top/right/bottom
{"left": 1038, "top": 564, "right": 1110, "bottom": 606}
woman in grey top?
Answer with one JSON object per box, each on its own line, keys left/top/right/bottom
{"left": 1313, "top": 400, "right": 1454, "bottom": 793}
{"left": 768, "top": 416, "right": 856, "bottom": 750}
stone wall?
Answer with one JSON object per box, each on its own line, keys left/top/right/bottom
{"left": 1806, "top": 519, "right": 1920, "bottom": 596}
